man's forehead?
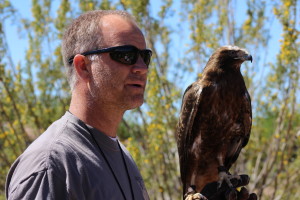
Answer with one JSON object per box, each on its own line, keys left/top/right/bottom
{"left": 100, "top": 15, "right": 139, "bottom": 33}
{"left": 99, "top": 15, "right": 146, "bottom": 48}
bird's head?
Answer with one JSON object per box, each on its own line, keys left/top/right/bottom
{"left": 211, "top": 46, "right": 252, "bottom": 70}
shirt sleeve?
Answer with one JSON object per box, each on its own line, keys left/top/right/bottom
{"left": 7, "top": 169, "right": 68, "bottom": 200}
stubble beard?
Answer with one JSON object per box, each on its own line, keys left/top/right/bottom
{"left": 88, "top": 71, "right": 145, "bottom": 111}
{"left": 88, "top": 84, "right": 144, "bottom": 111}
{"left": 89, "top": 58, "right": 147, "bottom": 110}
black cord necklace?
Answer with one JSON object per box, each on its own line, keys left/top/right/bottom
{"left": 83, "top": 124, "right": 135, "bottom": 200}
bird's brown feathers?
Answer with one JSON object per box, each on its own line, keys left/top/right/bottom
{"left": 176, "top": 46, "right": 252, "bottom": 194}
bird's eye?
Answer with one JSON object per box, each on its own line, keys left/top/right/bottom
{"left": 229, "top": 51, "right": 235, "bottom": 56}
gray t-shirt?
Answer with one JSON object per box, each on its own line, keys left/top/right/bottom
{"left": 6, "top": 112, "right": 149, "bottom": 200}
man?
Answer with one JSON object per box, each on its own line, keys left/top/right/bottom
{"left": 6, "top": 10, "right": 150, "bottom": 200}
{"left": 6, "top": 10, "right": 255, "bottom": 200}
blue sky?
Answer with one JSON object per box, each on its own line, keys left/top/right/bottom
{"left": 4, "top": 0, "right": 282, "bottom": 91}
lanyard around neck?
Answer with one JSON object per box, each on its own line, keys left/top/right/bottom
{"left": 84, "top": 124, "right": 135, "bottom": 200}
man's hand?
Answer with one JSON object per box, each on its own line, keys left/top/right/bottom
{"left": 184, "top": 174, "right": 257, "bottom": 200}
{"left": 184, "top": 185, "right": 207, "bottom": 200}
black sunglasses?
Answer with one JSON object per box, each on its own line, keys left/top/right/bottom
{"left": 68, "top": 45, "right": 152, "bottom": 67}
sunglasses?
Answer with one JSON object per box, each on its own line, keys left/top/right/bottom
{"left": 68, "top": 45, "right": 152, "bottom": 67}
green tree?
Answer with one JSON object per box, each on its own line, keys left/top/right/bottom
{"left": 247, "top": 1, "right": 300, "bottom": 199}
{"left": 0, "top": 0, "right": 299, "bottom": 199}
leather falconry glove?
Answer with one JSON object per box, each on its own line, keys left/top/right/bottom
{"left": 184, "top": 174, "right": 257, "bottom": 200}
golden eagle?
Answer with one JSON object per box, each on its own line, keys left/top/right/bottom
{"left": 176, "top": 46, "right": 253, "bottom": 197}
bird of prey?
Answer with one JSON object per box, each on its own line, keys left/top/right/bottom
{"left": 176, "top": 46, "right": 253, "bottom": 197}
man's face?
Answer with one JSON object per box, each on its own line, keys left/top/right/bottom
{"left": 88, "top": 15, "right": 149, "bottom": 111}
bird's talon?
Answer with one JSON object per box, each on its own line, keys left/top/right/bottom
{"left": 218, "top": 171, "right": 238, "bottom": 189}
{"left": 217, "top": 181, "right": 222, "bottom": 190}
{"left": 226, "top": 179, "right": 233, "bottom": 188}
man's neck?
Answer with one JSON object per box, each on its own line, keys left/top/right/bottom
{"left": 69, "top": 93, "right": 124, "bottom": 138}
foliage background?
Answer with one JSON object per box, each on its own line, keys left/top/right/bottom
{"left": 0, "top": 0, "right": 299, "bottom": 199}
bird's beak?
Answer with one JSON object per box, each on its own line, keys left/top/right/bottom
{"left": 235, "top": 51, "right": 253, "bottom": 63}
{"left": 236, "top": 54, "right": 253, "bottom": 63}
{"left": 245, "top": 54, "right": 253, "bottom": 63}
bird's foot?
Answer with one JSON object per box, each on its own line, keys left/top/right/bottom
{"left": 217, "top": 166, "right": 240, "bottom": 190}
{"left": 184, "top": 185, "right": 208, "bottom": 200}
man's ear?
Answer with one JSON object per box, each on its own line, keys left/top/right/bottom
{"left": 73, "top": 54, "right": 90, "bottom": 82}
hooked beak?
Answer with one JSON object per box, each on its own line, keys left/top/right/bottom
{"left": 234, "top": 51, "right": 253, "bottom": 63}
{"left": 236, "top": 54, "right": 253, "bottom": 63}
{"left": 245, "top": 54, "right": 253, "bottom": 63}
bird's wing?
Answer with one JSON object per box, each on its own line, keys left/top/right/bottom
{"left": 242, "top": 90, "right": 252, "bottom": 147}
{"left": 224, "top": 90, "right": 252, "bottom": 169}
{"left": 176, "top": 82, "right": 203, "bottom": 185}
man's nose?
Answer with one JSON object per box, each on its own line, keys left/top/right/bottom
{"left": 132, "top": 56, "right": 149, "bottom": 75}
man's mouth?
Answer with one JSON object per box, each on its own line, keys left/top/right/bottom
{"left": 126, "top": 80, "right": 145, "bottom": 89}
{"left": 130, "top": 84, "right": 143, "bottom": 88}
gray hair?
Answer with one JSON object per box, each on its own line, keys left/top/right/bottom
{"left": 61, "top": 10, "right": 136, "bottom": 91}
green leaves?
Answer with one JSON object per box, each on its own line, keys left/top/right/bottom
{"left": 0, "top": 0, "right": 299, "bottom": 199}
